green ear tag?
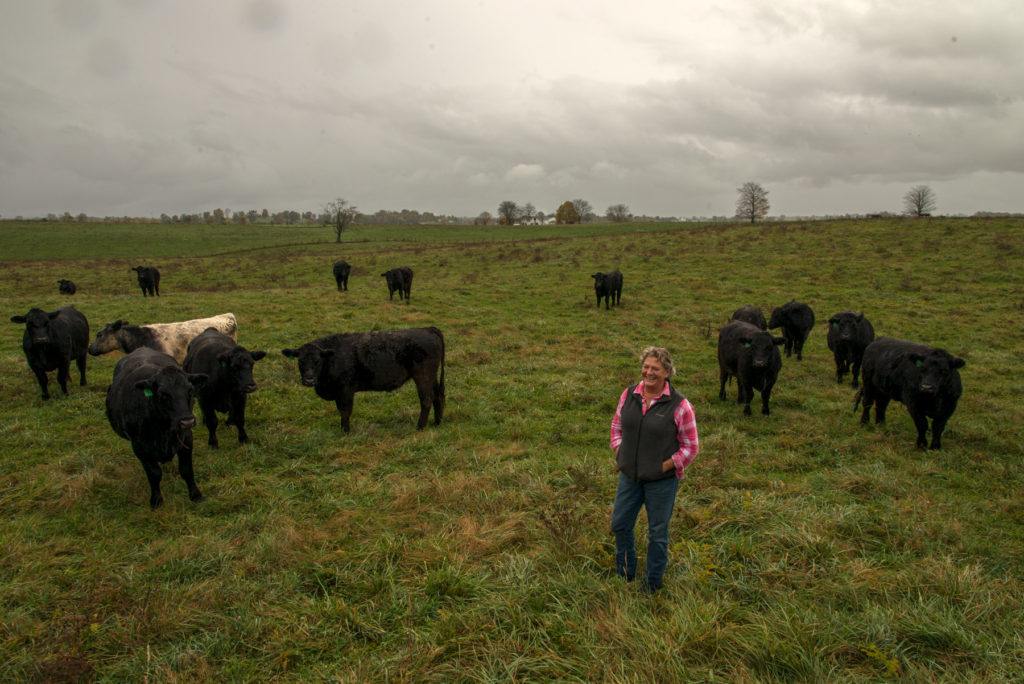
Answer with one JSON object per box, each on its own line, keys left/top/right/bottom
{"left": 220, "top": 361, "right": 228, "bottom": 368}
{"left": 744, "top": 342, "right": 751, "bottom": 348}
{"left": 143, "top": 388, "right": 154, "bottom": 397}
{"left": 915, "top": 360, "right": 922, "bottom": 368}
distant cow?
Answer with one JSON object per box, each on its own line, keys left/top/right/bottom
{"left": 58, "top": 279, "right": 77, "bottom": 295}
{"left": 768, "top": 300, "right": 815, "bottom": 360}
{"left": 89, "top": 313, "right": 237, "bottom": 364}
{"left": 717, "top": 320, "right": 786, "bottom": 416}
{"left": 826, "top": 311, "right": 875, "bottom": 387}
{"left": 282, "top": 326, "right": 445, "bottom": 432}
{"left": 183, "top": 328, "right": 267, "bottom": 448}
{"left": 856, "top": 337, "right": 964, "bottom": 450}
{"left": 729, "top": 304, "right": 767, "bottom": 330}
{"left": 381, "top": 266, "right": 413, "bottom": 302}
{"left": 333, "top": 260, "right": 351, "bottom": 291}
{"left": 11, "top": 306, "right": 89, "bottom": 400}
{"left": 591, "top": 270, "right": 623, "bottom": 310}
{"left": 105, "top": 347, "right": 208, "bottom": 508}
{"left": 132, "top": 265, "right": 160, "bottom": 297}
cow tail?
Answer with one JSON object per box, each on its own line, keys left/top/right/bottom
{"left": 853, "top": 388, "right": 863, "bottom": 412}
{"left": 433, "top": 327, "right": 446, "bottom": 408}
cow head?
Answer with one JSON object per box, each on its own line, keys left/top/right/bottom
{"left": 740, "top": 332, "right": 786, "bottom": 367}
{"left": 135, "top": 366, "right": 207, "bottom": 431}
{"left": 88, "top": 320, "right": 127, "bottom": 356}
{"left": 282, "top": 344, "right": 332, "bottom": 386}
{"left": 218, "top": 347, "right": 267, "bottom": 393}
{"left": 908, "top": 349, "right": 966, "bottom": 394}
{"left": 591, "top": 272, "right": 606, "bottom": 288}
{"left": 11, "top": 308, "right": 61, "bottom": 346}
{"left": 828, "top": 312, "right": 863, "bottom": 342}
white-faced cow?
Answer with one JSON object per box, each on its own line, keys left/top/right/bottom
{"left": 58, "top": 279, "right": 77, "bottom": 295}
{"left": 10, "top": 306, "right": 89, "bottom": 399}
{"left": 826, "top": 311, "right": 875, "bottom": 387}
{"left": 718, "top": 320, "right": 786, "bottom": 416}
{"left": 282, "top": 326, "right": 445, "bottom": 432}
{"left": 89, "top": 313, "right": 237, "bottom": 364}
{"left": 591, "top": 270, "right": 623, "bottom": 310}
{"left": 333, "top": 260, "right": 351, "bottom": 291}
{"left": 183, "top": 328, "right": 267, "bottom": 448}
{"left": 729, "top": 304, "right": 767, "bottom": 330}
{"left": 856, "top": 337, "right": 964, "bottom": 450}
{"left": 768, "top": 300, "right": 815, "bottom": 360}
{"left": 132, "top": 266, "right": 160, "bottom": 297}
{"left": 105, "top": 347, "right": 208, "bottom": 509}
{"left": 381, "top": 266, "right": 413, "bottom": 302}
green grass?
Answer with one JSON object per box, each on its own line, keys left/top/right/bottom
{"left": 1, "top": 217, "right": 1022, "bottom": 681}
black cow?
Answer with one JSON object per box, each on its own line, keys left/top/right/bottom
{"left": 856, "top": 337, "right": 964, "bottom": 450}
{"left": 381, "top": 266, "right": 413, "bottom": 301}
{"left": 183, "top": 328, "right": 267, "bottom": 448}
{"left": 132, "top": 265, "right": 160, "bottom": 297}
{"left": 333, "top": 260, "right": 351, "bottom": 291}
{"left": 768, "top": 300, "right": 815, "bottom": 360}
{"left": 105, "top": 347, "right": 208, "bottom": 508}
{"left": 58, "top": 279, "right": 77, "bottom": 295}
{"left": 717, "top": 320, "right": 786, "bottom": 416}
{"left": 826, "top": 311, "right": 875, "bottom": 387}
{"left": 282, "top": 326, "right": 445, "bottom": 432}
{"left": 591, "top": 270, "right": 623, "bottom": 310}
{"left": 729, "top": 304, "right": 767, "bottom": 330}
{"left": 10, "top": 306, "right": 89, "bottom": 400}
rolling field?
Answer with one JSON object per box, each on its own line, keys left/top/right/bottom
{"left": 1, "top": 217, "right": 1022, "bottom": 681}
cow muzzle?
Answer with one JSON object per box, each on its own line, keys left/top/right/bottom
{"left": 301, "top": 376, "right": 317, "bottom": 386}
{"left": 244, "top": 383, "right": 258, "bottom": 393}
{"left": 178, "top": 416, "right": 197, "bottom": 430}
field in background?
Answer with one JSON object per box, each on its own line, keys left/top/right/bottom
{"left": 1, "top": 217, "right": 1022, "bottom": 681}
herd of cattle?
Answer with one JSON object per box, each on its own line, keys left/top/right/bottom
{"left": 10, "top": 262, "right": 965, "bottom": 508}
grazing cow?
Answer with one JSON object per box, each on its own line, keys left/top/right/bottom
{"left": 729, "top": 304, "right": 767, "bottom": 330}
{"left": 183, "top": 328, "right": 267, "bottom": 448}
{"left": 856, "top": 337, "right": 964, "bottom": 450}
{"left": 58, "top": 279, "right": 77, "bottom": 295}
{"left": 282, "top": 326, "right": 445, "bottom": 432}
{"left": 381, "top": 266, "right": 413, "bottom": 302}
{"left": 11, "top": 306, "right": 89, "bottom": 399}
{"left": 88, "top": 312, "right": 237, "bottom": 364}
{"left": 105, "top": 347, "right": 208, "bottom": 509}
{"left": 132, "top": 265, "right": 160, "bottom": 297}
{"left": 333, "top": 260, "right": 351, "bottom": 291}
{"left": 768, "top": 300, "right": 816, "bottom": 360}
{"left": 591, "top": 270, "right": 623, "bottom": 310}
{"left": 717, "top": 320, "right": 786, "bottom": 416}
{"left": 826, "top": 311, "right": 875, "bottom": 387}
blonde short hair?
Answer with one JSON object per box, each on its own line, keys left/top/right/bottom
{"left": 641, "top": 346, "right": 675, "bottom": 378}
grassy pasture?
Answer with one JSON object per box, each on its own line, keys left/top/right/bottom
{"left": 1, "top": 217, "right": 1022, "bottom": 681}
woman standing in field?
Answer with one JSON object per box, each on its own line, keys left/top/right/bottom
{"left": 609, "top": 346, "right": 699, "bottom": 593}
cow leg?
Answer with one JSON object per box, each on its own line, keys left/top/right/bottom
{"left": 783, "top": 337, "right": 793, "bottom": 358}
{"left": 413, "top": 374, "right": 434, "bottom": 429}
{"left": 335, "top": 392, "right": 355, "bottom": 432}
{"left": 874, "top": 397, "right": 890, "bottom": 425}
{"left": 850, "top": 359, "right": 862, "bottom": 389}
{"left": 201, "top": 401, "right": 220, "bottom": 448}
{"left": 718, "top": 369, "right": 729, "bottom": 401}
{"left": 134, "top": 450, "right": 164, "bottom": 509}
{"left": 431, "top": 377, "right": 445, "bottom": 426}
{"left": 33, "top": 367, "right": 51, "bottom": 400}
{"left": 56, "top": 361, "right": 71, "bottom": 395}
{"left": 176, "top": 433, "right": 204, "bottom": 503}
{"left": 910, "top": 411, "right": 929, "bottom": 450}
{"left": 76, "top": 353, "right": 87, "bottom": 386}
{"left": 230, "top": 394, "right": 249, "bottom": 444}
{"left": 795, "top": 338, "right": 804, "bottom": 361}
{"left": 760, "top": 385, "right": 773, "bottom": 415}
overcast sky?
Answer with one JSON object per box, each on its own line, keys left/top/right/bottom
{"left": 1, "top": 0, "right": 1022, "bottom": 219}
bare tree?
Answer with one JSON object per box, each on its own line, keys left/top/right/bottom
{"left": 474, "top": 211, "right": 492, "bottom": 226}
{"left": 323, "top": 198, "right": 358, "bottom": 242}
{"left": 521, "top": 202, "right": 537, "bottom": 224}
{"left": 735, "top": 182, "right": 770, "bottom": 223}
{"left": 497, "top": 200, "right": 519, "bottom": 225}
{"left": 572, "top": 198, "right": 593, "bottom": 223}
{"left": 606, "top": 204, "right": 631, "bottom": 222}
{"left": 903, "top": 185, "right": 937, "bottom": 217}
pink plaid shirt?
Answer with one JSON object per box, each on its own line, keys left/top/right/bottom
{"left": 610, "top": 382, "right": 699, "bottom": 479}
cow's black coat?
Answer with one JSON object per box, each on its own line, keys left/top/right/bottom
{"left": 857, "top": 337, "right": 964, "bottom": 450}
{"left": 10, "top": 306, "right": 89, "bottom": 399}
{"left": 333, "top": 260, "right": 351, "bottom": 291}
{"left": 717, "top": 320, "right": 786, "bottom": 415}
{"left": 283, "top": 326, "right": 445, "bottom": 432}
{"left": 381, "top": 266, "right": 413, "bottom": 301}
{"left": 730, "top": 304, "right": 767, "bottom": 330}
{"left": 591, "top": 270, "right": 623, "bottom": 309}
{"left": 768, "top": 300, "right": 815, "bottom": 360}
{"left": 826, "top": 311, "right": 875, "bottom": 387}
{"left": 132, "top": 265, "right": 160, "bottom": 297}
{"left": 183, "top": 328, "right": 267, "bottom": 447}
{"left": 58, "top": 279, "right": 77, "bottom": 295}
{"left": 105, "top": 347, "right": 207, "bottom": 508}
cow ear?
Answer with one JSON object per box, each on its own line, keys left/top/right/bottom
{"left": 951, "top": 357, "right": 966, "bottom": 369}
{"left": 320, "top": 349, "right": 335, "bottom": 358}
{"left": 48, "top": 310, "right": 61, "bottom": 319}
{"left": 11, "top": 315, "right": 26, "bottom": 324}
{"left": 281, "top": 349, "right": 298, "bottom": 360}
{"left": 773, "top": 337, "right": 787, "bottom": 346}
{"left": 188, "top": 373, "right": 208, "bottom": 387}
{"left": 113, "top": 320, "right": 125, "bottom": 330}
{"left": 251, "top": 350, "right": 268, "bottom": 362}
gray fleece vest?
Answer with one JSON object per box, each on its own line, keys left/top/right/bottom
{"left": 616, "top": 383, "right": 684, "bottom": 482}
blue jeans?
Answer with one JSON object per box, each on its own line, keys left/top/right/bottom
{"left": 610, "top": 472, "right": 679, "bottom": 590}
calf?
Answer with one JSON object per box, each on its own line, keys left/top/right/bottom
{"left": 132, "top": 265, "right": 161, "bottom": 297}
{"left": 105, "top": 347, "right": 208, "bottom": 508}
{"left": 89, "top": 312, "right": 237, "bottom": 364}
{"left": 591, "top": 270, "right": 623, "bottom": 310}
{"left": 381, "top": 266, "right": 413, "bottom": 301}
{"left": 10, "top": 306, "right": 89, "bottom": 399}
{"left": 283, "top": 326, "right": 445, "bottom": 432}
{"left": 856, "top": 337, "right": 964, "bottom": 450}
{"left": 333, "top": 260, "right": 351, "bottom": 291}
{"left": 826, "top": 311, "right": 875, "bottom": 387}
{"left": 183, "top": 328, "right": 267, "bottom": 447}
{"left": 768, "top": 300, "right": 815, "bottom": 360}
{"left": 58, "top": 279, "right": 77, "bottom": 295}
{"left": 729, "top": 304, "right": 767, "bottom": 330}
{"left": 717, "top": 320, "right": 786, "bottom": 415}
